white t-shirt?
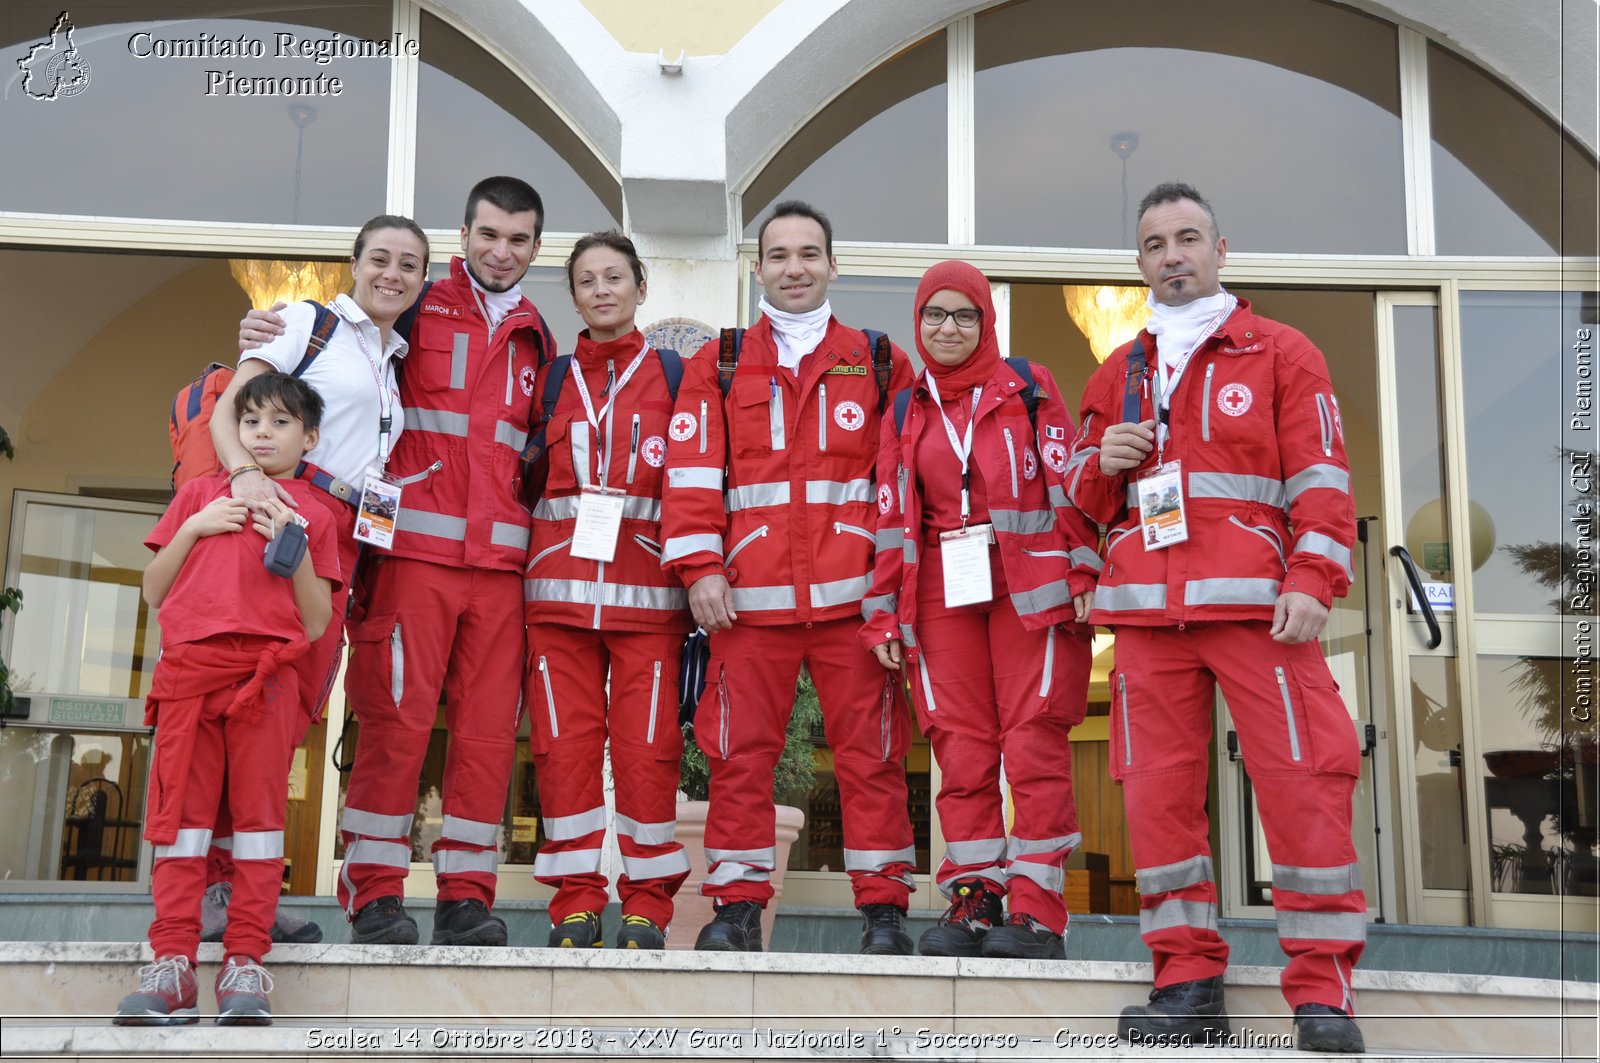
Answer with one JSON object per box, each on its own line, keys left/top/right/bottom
{"left": 242, "top": 293, "right": 408, "bottom": 486}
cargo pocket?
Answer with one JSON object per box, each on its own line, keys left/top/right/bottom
{"left": 1108, "top": 670, "right": 1135, "bottom": 781}
{"left": 345, "top": 614, "right": 404, "bottom": 725}
{"left": 1286, "top": 660, "right": 1360, "bottom": 777}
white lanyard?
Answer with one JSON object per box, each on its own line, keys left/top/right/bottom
{"left": 349, "top": 320, "right": 396, "bottom": 465}
{"left": 570, "top": 341, "right": 650, "bottom": 487}
{"left": 926, "top": 372, "right": 983, "bottom": 528}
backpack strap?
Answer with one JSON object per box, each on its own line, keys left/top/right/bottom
{"left": 863, "top": 329, "right": 893, "bottom": 412}
{"left": 1122, "top": 337, "right": 1147, "bottom": 424}
{"left": 717, "top": 328, "right": 743, "bottom": 396}
{"left": 656, "top": 348, "right": 684, "bottom": 400}
{"left": 519, "top": 355, "right": 573, "bottom": 464}
{"left": 892, "top": 387, "right": 914, "bottom": 438}
{"left": 289, "top": 301, "right": 339, "bottom": 377}
{"left": 1005, "top": 356, "right": 1043, "bottom": 437}
{"left": 393, "top": 280, "right": 433, "bottom": 345}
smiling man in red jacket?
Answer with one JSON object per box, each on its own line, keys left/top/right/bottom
{"left": 1067, "top": 182, "right": 1365, "bottom": 1055}
{"left": 660, "top": 201, "right": 918, "bottom": 954}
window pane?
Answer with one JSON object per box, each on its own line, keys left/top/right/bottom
{"left": 975, "top": 0, "right": 1405, "bottom": 253}
{"left": 1429, "top": 44, "right": 1600, "bottom": 257}
{"left": 0, "top": 728, "right": 150, "bottom": 884}
{"left": 1459, "top": 291, "right": 1592, "bottom": 615}
{"left": 2, "top": 3, "right": 391, "bottom": 224}
{"left": 414, "top": 12, "right": 618, "bottom": 234}
{"left": 743, "top": 32, "right": 945, "bottom": 244}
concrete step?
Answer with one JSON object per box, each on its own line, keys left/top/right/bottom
{"left": 1, "top": 942, "right": 1594, "bottom": 1060}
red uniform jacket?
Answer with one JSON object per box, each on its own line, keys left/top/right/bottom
{"left": 1067, "top": 299, "right": 1356, "bottom": 627}
{"left": 523, "top": 330, "right": 690, "bottom": 632}
{"left": 660, "top": 317, "right": 915, "bottom": 625}
{"left": 386, "top": 256, "right": 555, "bottom": 572}
{"left": 860, "top": 359, "right": 1101, "bottom": 657}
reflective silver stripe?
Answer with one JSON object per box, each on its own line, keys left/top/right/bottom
{"left": 728, "top": 481, "right": 790, "bottom": 511}
{"left": 621, "top": 850, "right": 692, "bottom": 880}
{"left": 917, "top": 654, "right": 937, "bottom": 714}
{"left": 1315, "top": 393, "right": 1333, "bottom": 457}
{"left": 534, "top": 494, "right": 661, "bottom": 522}
{"left": 1277, "top": 910, "right": 1368, "bottom": 943}
{"left": 491, "top": 522, "right": 530, "bottom": 550}
{"left": 344, "top": 838, "right": 412, "bottom": 869}
{"left": 433, "top": 848, "right": 498, "bottom": 875}
{"left": 903, "top": 537, "right": 918, "bottom": 565}
{"left": 231, "top": 830, "right": 284, "bottom": 861}
{"left": 661, "top": 533, "right": 723, "bottom": 564}
{"left": 944, "top": 837, "right": 1006, "bottom": 866}
{"left": 570, "top": 422, "right": 591, "bottom": 487}
{"left": 811, "top": 574, "right": 872, "bottom": 608}
{"left": 1008, "top": 831, "right": 1081, "bottom": 857}
{"left": 1006, "top": 859, "right": 1064, "bottom": 893}
{"left": 615, "top": 813, "right": 676, "bottom": 846}
{"left": 1070, "top": 546, "right": 1104, "bottom": 571}
{"left": 834, "top": 522, "right": 874, "bottom": 543}
{"left": 1141, "top": 896, "right": 1218, "bottom": 935}
{"left": 212, "top": 835, "right": 233, "bottom": 851}
{"left": 1126, "top": 482, "right": 1141, "bottom": 509}
{"left": 1011, "top": 580, "right": 1071, "bottom": 617}
{"left": 538, "top": 656, "right": 558, "bottom": 739}
{"left": 405, "top": 407, "right": 469, "bottom": 437}
{"left": 1039, "top": 625, "right": 1055, "bottom": 697}
{"left": 899, "top": 623, "right": 917, "bottom": 648}
{"left": 494, "top": 420, "right": 529, "bottom": 452}
{"left": 843, "top": 845, "right": 916, "bottom": 872}
{"left": 1048, "top": 484, "right": 1070, "bottom": 509}
{"left": 450, "top": 332, "right": 468, "bottom": 388}
{"left": 647, "top": 659, "right": 661, "bottom": 743}
{"left": 1184, "top": 577, "right": 1281, "bottom": 606}
{"left": 1229, "top": 515, "right": 1286, "bottom": 567}
{"left": 807, "top": 478, "right": 872, "bottom": 505}
{"left": 861, "top": 593, "right": 898, "bottom": 619}
{"left": 442, "top": 815, "right": 500, "bottom": 847}
{"left": 525, "top": 579, "right": 688, "bottom": 612}
{"left": 724, "top": 525, "right": 767, "bottom": 565}
{"left": 705, "top": 847, "right": 776, "bottom": 886}
{"left": 731, "top": 585, "right": 797, "bottom": 611}
{"left": 875, "top": 527, "right": 904, "bottom": 552}
{"left": 1276, "top": 665, "right": 1303, "bottom": 762}
{"left": 341, "top": 807, "right": 414, "bottom": 838}
{"left": 989, "top": 507, "right": 1054, "bottom": 535}
{"left": 395, "top": 508, "right": 466, "bottom": 541}
{"left": 1286, "top": 463, "right": 1351, "bottom": 502}
{"left": 1099, "top": 583, "right": 1166, "bottom": 611}
{"left": 1118, "top": 673, "right": 1132, "bottom": 767}
{"left": 1066, "top": 448, "right": 1095, "bottom": 500}
{"left": 668, "top": 467, "right": 722, "bottom": 491}
{"left": 154, "top": 827, "right": 213, "bottom": 860}
{"left": 1003, "top": 428, "right": 1019, "bottom": 498}
{"left": 1137, "top": 855, "right": 1214, "bottom": 895}
{"left": 534, "top": 847, "right": 602, "bottom": 877}
{"left": 1273, "top": 863, "right": 1363, "bottom": 896}
{"left": 1201, "top": 363, "right": 1215, "bottom": 442}
{"left": 527, "top": 537, "right": 572, "bottom": 570}
{"left": 1294, "top": 531, "right": 1355, "bottom": 580}
{"left": 1189, "top": 471, "right": 1286, "bottom": 508}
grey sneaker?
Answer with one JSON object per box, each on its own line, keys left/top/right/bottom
{"left": 198, "top": 881, "right": 231, "bottom": 943}
{"left": 113, "top": 954, "right": 198, "bottom": 1026}
{"left": 214, "top": 956, "right": 273, "bottom": 1026}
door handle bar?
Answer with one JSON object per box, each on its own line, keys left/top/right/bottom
{"left": 1389, "top": 545, "right": 1442, "bottom": 649}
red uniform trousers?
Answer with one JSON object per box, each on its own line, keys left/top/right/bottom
{"left": 148, "top": 637, "right": 296, "bottom": 964}
{"left": 908, "top": 542, "right": 1088, "bottom": 935}
{"left": 696, "top": 616, "right": 914, "bottom": 907}
{"left": 525, "top": 624, "right": 690, "bottom": 926}
{"left": 338, "top": 556, "right": 522, "bottom": 914}
{"left": 209, "top": 497, "right": 358, "bottom": 884}
{"left": 1111, "top": 622, "right": 1366, "bottom": 1012}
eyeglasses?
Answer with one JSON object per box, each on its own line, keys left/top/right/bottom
{"left": 919, "top": 306, "right": 982, "bottom": 329}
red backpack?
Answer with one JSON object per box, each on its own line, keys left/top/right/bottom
{"left": 168, "top": 302, "right": 339, "bottom": 491}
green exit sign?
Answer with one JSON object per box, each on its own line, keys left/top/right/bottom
{"left": 48, "top": 697, "right": 127, "bottom": 727}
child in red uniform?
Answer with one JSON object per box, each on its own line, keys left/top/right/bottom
{"left": 115, "top": 373, "right": 340, "bottom": 1027}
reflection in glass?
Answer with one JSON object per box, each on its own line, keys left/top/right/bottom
{"left": 974, "top": 0, "right": 1404, "bottom": 252}
{"left": 742, "top": 33, "right": 945, "bottom": 243}
{"left": 1, "top": 3, "right": 391, "bottom": 224}
{"left": 0, "top": 727, "right": 150, "bottom": 883}
{"left": 414, "top": 13, "right": 618, "bottom": 234}
{"left": 1411, "top": 656, "right": 1468, "bottom": 890}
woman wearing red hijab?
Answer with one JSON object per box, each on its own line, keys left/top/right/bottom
{"left": 861, "top": 260, "right": 1100, "bottom": 959}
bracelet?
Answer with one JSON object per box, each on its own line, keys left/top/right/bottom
{"left": 228, "top": 463, "right": 263, "bottom": 482}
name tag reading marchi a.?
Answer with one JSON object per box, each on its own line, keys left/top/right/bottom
{"left": 939, "top": 523, "right": 995, "bottom": 607}
{"left": 570, "top": 485, "right": 626, "bottom": 562}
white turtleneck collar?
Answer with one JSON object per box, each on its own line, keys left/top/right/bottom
{"left": 468, "top": 268, "right": 523, "bottom": 330}
{"left": 758, "top": 296, "right": 833, "bottom": 371}
{"left": 1146, "top": 288, "right": 1237, "bottom": 408}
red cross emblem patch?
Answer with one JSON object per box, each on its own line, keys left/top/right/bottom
{"left": 641, "top": 435, "right": 667, "bottom": 468}
{"left": 878, "top": 483, "right": 894, "bottom": 514}
{"left": 519, "top": 365, "right": 537, "bottom": 397}
{"left": 833, "top": 400, "right": 865, "bottom": 432}
{"left": 668, "top": 412, "right": 698, "bottom": 441}
{"left": 1041, "top": 440, "right": 1068, "bottom": 473}
{"left": 1217, "top": 383, "right": 1253, "bottom": 417}
{"left": 1023, "top": 448, "right": 1038, "bottom": 481}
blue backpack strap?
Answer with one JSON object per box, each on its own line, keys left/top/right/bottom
{"left": 656, "top": 348, "right": 683, "bottom": 400}
{"left": 1122, "top": 337, "right": 1147, "bottom": 424}
{"left": 892, "top": 387, "right": 914, "bottom": 437}
{"left": 717, "top": 328, "right": 743, "bottom": 395}
{"left": 863, "top": 329, "right": 893, "bottom": 412}
{"left": 289, "top": 301, "right": 339, "bottom": 377}
{"left": 393, "top": 280, "right": 433, "bottom": 345}
{"left": 519, "top": 355, "right": 572, "bottom": 463}
{"left": 1005, "top": 356, "right": 1043, "bottom": 436}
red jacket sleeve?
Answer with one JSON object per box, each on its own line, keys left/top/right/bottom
{"left": 659, "top": 339, "right": 730, "bottom": 588}
{"left": 1031, "top": 363, "right": 1102, "bottom": 600}
{"left": 859, "top": 388, "right": 907, "bottom": 651}
{"left": 1274, "top": 334, "right": 1357, "bottom": 607}
{"left": 1066, "top": 350, "right": 1139, "bottom": 526}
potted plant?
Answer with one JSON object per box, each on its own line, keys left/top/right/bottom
{"left": 668, "top": 668, "right": 821, "bottom": 949}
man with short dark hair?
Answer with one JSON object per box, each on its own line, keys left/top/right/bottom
{"left": 1067, "top": 182, "right": 1366, "bottom": 1054}
{"left": 661, "top": 200, "right": 919, "bottom": 954}
{"left": 240, "top": 177, "right": 555, "bottom": 948}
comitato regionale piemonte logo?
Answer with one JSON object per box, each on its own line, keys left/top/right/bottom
{"left": 17, "top": 11, "right": 92, "bottom": 101}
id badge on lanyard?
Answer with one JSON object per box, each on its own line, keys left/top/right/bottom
{"left": 940, "top": 523, "right": 996, "bottom": 607}
{"left": 354, "top": 474, "right": 401, "bottom": 549}
{"left": 571, "top": 485, "right": 626, "bottom": 562}
{"left": 1137, "top": 461, "right": 1189, "bottom": 549}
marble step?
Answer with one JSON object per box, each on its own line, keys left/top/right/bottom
{"left": 1, "top": 942, "right": 1593, "bottom": 1060}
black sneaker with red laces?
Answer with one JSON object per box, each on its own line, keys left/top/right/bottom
{"left": 917, "top": 878, "right": 1004, "bottom": 957}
